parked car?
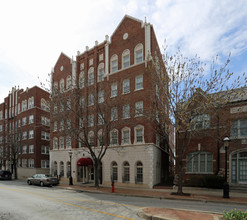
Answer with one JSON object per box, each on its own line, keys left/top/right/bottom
{"left": 27, "top": 174, "right": 59, "bottom": 187}
{"left": 0, "top": 170, "right": 12, "bottom": 180}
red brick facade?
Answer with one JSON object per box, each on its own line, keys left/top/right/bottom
{"left": 0, "top": 86, "right": 50, "bottom": 178}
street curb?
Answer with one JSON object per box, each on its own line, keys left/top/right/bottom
{"left": 58, "top": 186, "right": 247, "bottom": 206}
{"left": 138, "top": 209, "right": 169, "bottom": 220}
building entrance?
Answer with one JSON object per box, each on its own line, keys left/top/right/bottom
{"left": 231, "top": 151, "right": 247, "bottom": 184}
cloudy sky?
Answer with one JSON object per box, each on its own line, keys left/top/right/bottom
{"left": 0, "top": 0, "right": 246, "bottom": 101}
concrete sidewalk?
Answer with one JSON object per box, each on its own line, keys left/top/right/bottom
{"left": 57, "top": 183, "right": 247, "bottom": 220}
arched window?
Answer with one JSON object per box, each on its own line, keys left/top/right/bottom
{"left": 186, "top": 151, "right": 213, "bottom": 173}
{"left": 88, "top": 67, "right": 94, "bottom": 86}
{"left": 110, "top": 54, "right": 118, "bottom": 73}
{"left": 134, "top": 43, "right": 143, "bottom": 64}
{"left": 79, "top": 71, "right": 85, "bottom": 88}
{"left": 98, "top": 63, "right": 105, "bottom": 82}
{"left": 122, "top": 49, "right": 130, "bottom": 69}
{"left": 110, "top": 129, "right": 118, "bottom": 146}
{"left": 60, "top": 161, "right": 64, "bottom": 177}
{"left": 136, "top": 161, "right": 143, "bottom": 184}
{"left": 66, "top": 75, "right": 72, "bottom": 90}
{"left": 60, "top": 79, "right": 64, "bottom": 93}
{"left": 123, "top": 161, "right": 130, "bottom": 183}
{"left": 111, "top": 161, "right": 118, "bottom": 181}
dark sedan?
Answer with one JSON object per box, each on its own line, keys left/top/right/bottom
{"left": 27, "top": 174, "right": 59, "bottom": 187}
{"left": 0, "top": 170, "right": 12, "bottom": 180}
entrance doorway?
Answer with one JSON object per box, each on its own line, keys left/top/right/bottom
{"left": 77, "top": 158, "right": 94, "bottom": 183}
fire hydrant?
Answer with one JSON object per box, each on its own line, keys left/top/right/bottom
{"left": 111, "top": 181, "right": 115, "bottom": 193}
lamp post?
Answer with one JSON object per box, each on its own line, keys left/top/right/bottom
{"left": 223, "top": 137, "right": 230, "bottom": 198}
{"left": 68, "top": 150, "right": 73, "bottom": 185}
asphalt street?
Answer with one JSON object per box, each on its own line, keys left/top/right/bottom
{"left": 0, "top": 180, "right": 246, "bottom": 220}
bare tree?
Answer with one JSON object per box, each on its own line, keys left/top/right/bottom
{"left": 149, "top": 45, "right": 246, "bottom": 195}
{"left": 50, "top": 71, "right": 125, "bottom": 187}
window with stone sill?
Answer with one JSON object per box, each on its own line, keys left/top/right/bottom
{"left": 98, "top": 63, "right": 104, "bottom": 82}
{"left": 122, "top": 128, "right": 130, "bottom": 145}
{"left": 123, "top": 79, "right": 130, "bottom": 94}
{"left": 135, "top": 75, "right": 143, "bottom": 90}
{"left": 111, "top": 55, "right": 118, "bottom": 73}
{"left": 79, "top": 71, "right": 85, "bottom": 88}
{"left": 231, "top": 119, "right": 247, "bottom": 138}
{"left": 122, "top": 104, "right": 130, "bottom": 119}
{"left": 98, "top": 91, "right": 104, "bottom": 103}
{"left": 135, "top": 101, "right": 143, "bottom": 117}
{"left": 29, "top": 145, "right": 34, "bottom": 154}
{"left": 88, "top": 94, "right": 94, "bottom": 106}
{"left": 111, "top": 83, "right": 117, "bottom": 97}
{"left": 122, "top": 50, "right": 130, "bottom": 69}
{"left": 111, "top": 107, "right": 118, "bottom": 121}
{"left": 88, "top": 67, "right": 94, "bottom": 86}
{"left": 186, "top": 152, "right": 213, "bottom": 173}
{"left": 135, "top": 44, "right": 143, "bottom": 64}
{"left": 110, "top": 130, "right": 118, "bottom": 145}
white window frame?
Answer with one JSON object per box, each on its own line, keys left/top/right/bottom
{"left": 88, "top": 67, "right": 94, "bottom": 86}
{"left": 134, "top": 125, "right": 144, "bottom": 144}
{"left": 97, "top": 63, "right": 105, "bottom": 82}
{"left": 111, "top": 83, "right": 117, "bottom": 97}
{"left": 122, "top": 127, "right": 130, "bottom": 145}
{"left": 122, "top": 49, "right": 130, "bottom": 69}
{"left": 98, "top": 90, "right": 104, "bottom": 103}
{"left": 29, "top": 145, "right": 34, "bottom": 154}
{"left": 88, "top": 94, "right": 94, "bottom": 106}
{"left": 134, "top": 43, "right": 143, "bottom": 64}
{"left": 122, "top": 104, "right": 130, "bottom": 119}
{"left": 135, "top": 101, "right": 143, "bottom": 117}
{"left": 110, "top": 129, "right": 118, "bottom": 146}
{"left": 123, "top": 79, "right": 130, "bottom": 94}
{"left": 111, "top": 107, "right": 118, "bottom": 121}
{"left": 110, "top": 54, "right": 118, "bottom": 73}
{"left": 135, "top": 75, "right": 143, "bottom": 91}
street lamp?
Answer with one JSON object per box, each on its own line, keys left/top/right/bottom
{"left": 68, "top": 150, "right": 73, "bottom": 185}
{"left": 223, "top": 137, "right": 230, "bottom": 198}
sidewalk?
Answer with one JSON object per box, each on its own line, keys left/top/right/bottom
{"left": 57, "top": 183, "right": 247, "bottom": 220}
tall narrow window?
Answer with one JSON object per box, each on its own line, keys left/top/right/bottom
{"left": 136, "top": 161, "right": 143, "bottom": 183}
{"left": 135, "top": 101, "right": 143, "bottom": 116}
{"left": 111, "top": 55, "right": 118, "bottom": 73}
{"left": 60, "top": 79, "right": 64, "bottom": 93}
{"left": 111, "top": 107, "right": 118, "bottom": 121}
{"left": 135, "top": 44, "right": 143, "bottom": 64}
{"left": 122, "top": 49, "right": 130, "bottom": 69}
{"left": 79, "top": 71, "right": 85, "bottom": 88}
{"left": 88, "top": 67, "right": 94, "bottom": 86}
{"left": 111, "top": 83, "right": 117, "bottom": 97}
{"left": 98, "top": 90, "right": 104, "bottom": 103}
{"left": 66, "top": 75, "right": 72, "bottom": 89}
{"left": 122, "top": 127, "right": 130, "bottom": 145}
{"left": 88, "top": 94, "right": 94, "bottom": 106}
{"left": 123, "top": 162, "right": 130, "bottom": 182}
{"left": 112, "top": 162, "right": 118, "bottom": 181}
{"left": 123, "top": 79, "right": 130, "bottom": 94}
{"left": 122, "top": 104, "right": 130, "bottom": 119}
{"left": 135, "top": 75, "right": 143, "bottom": 90}
{"left": 98, "top": 63, "right": 104, "bottom": 82}
{"left": 111, "top": 130, "right": 118, "bottom": 145}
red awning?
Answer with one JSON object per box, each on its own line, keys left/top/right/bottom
{"left": 77, "top": 158, "right": 93, "bottom": 166}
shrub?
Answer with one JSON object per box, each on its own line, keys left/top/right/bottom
{"left": 203, "top": 175, "right": 225, "bottom": 189}
{"left": 223, "top": 209, "right": 247, "bottom": 220}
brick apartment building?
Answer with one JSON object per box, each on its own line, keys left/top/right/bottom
{"left": 0, "top": 86, "right": 50, "bottom": 178}
{"left": 178, "top": 88, "right": 247, "bottom": 186}
{"left": 49, "top": 15, "right": 171, "bottom": 188}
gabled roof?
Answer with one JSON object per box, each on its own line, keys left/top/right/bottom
{"left": 110, "top": 15, "right": 144, "bottom": 41}
{"left": 53, "top": 52, "right": 72, "bottom": 69}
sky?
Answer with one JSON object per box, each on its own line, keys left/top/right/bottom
{"left": 0, "top": 0, "right": 247, "bottom": 102}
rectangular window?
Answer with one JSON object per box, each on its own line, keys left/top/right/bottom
{"left": 41, "top": 160, "right": 49, "bottom": 169}
{"left": 88, "top": 94, "right": 94, "bottom": 106}
{"left": 186, "top": 152, "right": 213, "bottom": 173}
{"left": 22, "top": 145, "right": 27, "bottom": 154}
{"left": 29, "top": 159, "right": 34, "bottom": 168}
{"left": 29, "top": 115, "right": 34, "bottom": 124}
{"left": 22, "top": 159, "right": 27, "bottom": 168}
{"left": 81, "top": 97, "right": 85, "bottom": 108}
{"left": 60, "top": 120, "right": 64, "bottom": 130}
{"left": 123, "top": 79, "right": 130, "bottom": 94}
{"left": 66, "top": 136, "right": 72, "bottom": 148}
{"left": 135, "top": 101, "right": 143, "bottom": 116}
{"left": 53, "top": 121, "right": 57, "bottom": 131}
{"left": 135, "top": 75, "right": 143, "bottom": 90}
{"left": 111, "top": 83, "right": 117, "bottom": 97}
{"left": 231, "top": 119, "right": 247, "bottom": 138}
{"left": 41, "top": 131, "right": 50, "bottom": 140}
{"left": 98, "top": 113, "right": 104, "bottom": 125}
{"left": 111, "top": 131, "right": 118, "bottom": 145}
{"left": 123, "top": 104, "right": 130, "bottom": 119}
{"left": 29, "top": 145, "right": 34, "bottom": 153}
{"left": 41, "top": 145, "right": 49, "bottom": 154}
{"left": 88, "top": 115, "right": 94, "bottom": 127}
{"left": 59, "top": 137, "right": 64, "bottom": 149}
{"left": 22, "top": 131, "right": 27, "bottom": 140}
{"left": 136, "top": 128, "right": 143, "bottom": 143}
{"left": 98, "top": 90, "right": 104, "bottom": 103}
{"left": 0, "top": 125, "right": 2, "bottom": 132}
{"left": 29, "top": 130, "right": 34, "bottom": 139}
{"left": 22, "top": 117, "right": 27, "bottom": 126}
{"left": 111, "top": 107, "right": 118, "bottom": 121}
{"left": 192, "top": 114, "right": 210, "bottom": 129}
{"left": 88, "top": 72, "right": 94, "bottom": 86}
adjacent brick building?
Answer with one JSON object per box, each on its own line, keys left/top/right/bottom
{"left": 178, "top": 88, "right": 247, "bottom": 186}
{"left": 0, "top": 86, "right": 50, "bottom": 178}
{"left": 50, "top": 15, "right": 171, "bottom": 188}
